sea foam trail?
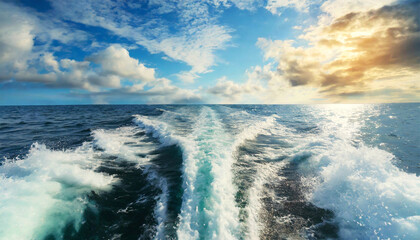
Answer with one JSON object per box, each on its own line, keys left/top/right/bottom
{"left": 135, "top": 107, "right": 239, "bottom": 239}
{"left": 176, "top": 108, "right": 240, "bottom": 239}
{"left": 0, "top": 143, "right": 115, "bottom": 240}
{"left": 218, "top": 107, "right": 287, "bottom": 240}
{"left": 299, "top": 105, "right": 420, "bottom": 239}
{"left": 91, "top": 126, "right": 169, "bottom": 239}
{"left": 0, "top": 126, "right": 165, "bottom": 240}
{"left": 134, "top": 107, "right": 278, "bottom": 239}
{"left": 244, "top": 162, "right": 287, "bottom": 240}
{"left": 305, "top": 144, "right": 420, "bottom": 239}
{"left": 92, "top": 126, "right": 154, "bottom": 164}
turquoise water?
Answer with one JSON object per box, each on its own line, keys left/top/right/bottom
{"left": 0, "top": 104, "right": 419, "bottom": 239}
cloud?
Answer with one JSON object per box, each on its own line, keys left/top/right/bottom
{"left": 3, "top": 0, "right": 417, "bottom": 104}
{"left": 38, "top": 45, "right": 157, "bottom": 90}
{"left": 0, "top": 0, "right": 204, "bottom": 104}
{"left": 320, "top": 0, "right": 398, "bottom": 19}
{"left": 14, "top": 71, "right": 57, "bottom": 84}
{"left": 43, "top": 53, "right": 60, "bottom": 72}
{"left": 265, "top": 0, "right": 310, "bottom": 14}
{"left": 208, "top": 77, "right": 245, "bottom": 101}
{"left": 138, "top": 23, "right": 232, "bottom": 82}
{"left": 258, "top": 1, "right": 420, "bottom": 99}
{"left": 87, "top": 45, "right": 155, "bottom": 82}
{"left": 144, "top": 78, "right": 203, "bottom": 103}
{"left": 1, "top": 0, "right": 268, "bottom": 88}
{"left": 228, "top": 0, "right": 263, "bottom": 10}
{"left": 205, "top": 64, "right": 328, "bottom": 104}
{"left": 2, "top": 33, "right": 199, "bottom": 103}
{"left": 245, "top": 63, "right": 328, "bottom": 103}
{"left": 0, "top": 2, "right": 35, "bottom": 80}
{"left": 47, "top": 0, "right": 236, "bottom": 82}
{"left": 207, "top": 76, "right": 263, "bottom": 102}
{"left": 264, "top": 0, "right": 398, "bottom": 19}
{"left": 0, "top": 1, "right": 93, "bottom": 83}
{"left": 73, "top": 78, "right": 203, "bottom": 104}
{"left": 56, "top": 58, "right": 112, "bottom": 89}
{"left": 176, "top": 71, "right": 200, "bottom": 83}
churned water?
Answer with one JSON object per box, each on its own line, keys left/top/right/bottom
{"left": 0, "top": 104, "right": 419, "bottom": 239}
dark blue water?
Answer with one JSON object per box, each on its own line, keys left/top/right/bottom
{"left": 0, "top": 104, "right": 419, "bottom": 239}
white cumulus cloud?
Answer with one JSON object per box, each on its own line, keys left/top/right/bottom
{"left": 87, "top": 45, "right": 156, "bottom": 82}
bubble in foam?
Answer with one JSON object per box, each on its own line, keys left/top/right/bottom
{"left": 0, "top": 143, "right": 115, "bottom": 239}
{"left": 92, "top": 126, "right": 170, "bottom": 239}
{"left": 134, "top": 107, "right": 280, "bottom": 240}
{"left": 304, "top": 144, "right": 420, "bottom": 239}
{"left": 92, "top": 126, "right": 153, "bottom": 164}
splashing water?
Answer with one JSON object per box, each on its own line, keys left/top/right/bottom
{"left": 1, "top": 104, "right": 419, "bottom": 239}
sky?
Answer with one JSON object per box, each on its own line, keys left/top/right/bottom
{"left": 0, "top": 0, "right": 419, "bottom": 105}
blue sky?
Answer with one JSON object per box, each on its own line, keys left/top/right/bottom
{"left": 0, "top": 0, "right": 419, "bottom": 104}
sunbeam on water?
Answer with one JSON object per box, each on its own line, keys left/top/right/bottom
{"left": 0, "top": 104, "right": 419, "bottom": 240}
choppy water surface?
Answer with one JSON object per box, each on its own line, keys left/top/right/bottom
{"left": 0, "top": 104, "right": 419, "bottom": 239}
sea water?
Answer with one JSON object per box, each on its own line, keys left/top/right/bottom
{"left": 0, "top": 104, "right": 419, "bottom": 239}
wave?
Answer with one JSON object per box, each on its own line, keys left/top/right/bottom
{"left": 92, "top": 126, "right": 154, "bottom": 164}
{"left": 302, "top": 143, "right": 420, "bottom": 239}
{"left": 133, "top": 113, "right": 184, "bottom": 147}
{"left": 232, "top": 115, "right": 277, "bottom": 151}
{"left": 0, "top": 143, "right": 116, "bottom": 240}
{"left": 135, "top": 107, "right": 239, "bottom": 239}
{"left": 226, "top": 113, "right": 286, "bottom": 239}
{"left": 244, "top": 161, "right": 286, "bottom": 240}
{"left": 0, "top": 125, "right": 168, "bottom": 240}
{"left": 91, "top": 126, "right": 169, "bottom": 239}
{"left": 134, "top": 107, "right": 278, "bottom": 239}
{"left": 298, "top": 105, "right": 420, "bottom": 239}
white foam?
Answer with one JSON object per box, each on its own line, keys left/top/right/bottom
{"left": 135, "top": 108, "right": 239, "bottom": 239}
{"left": 148, "top": 171, "right": 169, "bottom": 240}
{"left": 92, "top": 126, "right": 153, "bottom": 164}
{"left": 134, "top": 114, "right": 192, "bottom": 239}
{"left": 237, "top": 124, "right": 291, "bottom": 239}
{"left": 133, "top": 114, "right": 184, "bottom": 147}
{"left": 303, "top": 144, "right": 420, "bottom": 239}
{"left": 232, "top": 115, "right": 277, "bottom": 150}
{"left": 92, "top": 126, "right": 170, "bottom": 239}
{"left": 0, "top": 143, "right": 116, "bottom": 240}
{"left": 244, "top": 161, "right": 286, "bottom": 240}
{"left": 134, "top": 107, "right": 280, "bottom": 240}
{"left": 298, "top": 105, "right": 420, "bottom": 239}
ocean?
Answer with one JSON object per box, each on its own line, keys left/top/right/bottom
{"left": 0, "top": 104, "right": 419, "bottom": 240}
